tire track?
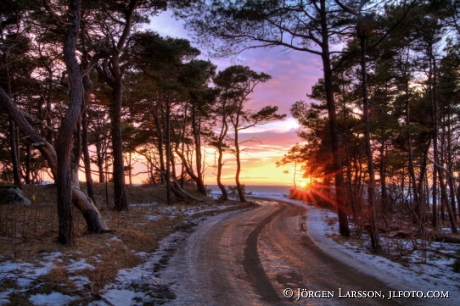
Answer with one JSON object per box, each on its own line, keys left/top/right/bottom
{"left": 243, "top": 205, "right": 286, "bottom": 303}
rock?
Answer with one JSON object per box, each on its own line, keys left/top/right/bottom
{"left": 0, "top": 187, "right": 31, "bottom": 205}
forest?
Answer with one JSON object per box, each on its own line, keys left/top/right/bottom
{"left": 1, "top": 0, "right": 460, "bottom": 252}
{"left": 0, "top": 0, "right": 284, "bottom": 245}
{"left": 180, "top": 0, "right": 460, "bottom": 252}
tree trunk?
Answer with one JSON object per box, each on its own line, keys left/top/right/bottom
{"left": 0, "top": 4, "right": 110, "bottom": 242}
{"left": 3, "top": 48, "right": 21, "bottom": 187}
{"left": 232, "top": 108, "right": 246, "bottom": 203}
{"left": 55, "top": 0, "right": 86, "bottom": 244}
{"left": 82, "top": 75, "right": 96, "bottom": 204}
{"left": 180, "top": 103, "right": 188, "bottom": 188}
{"left": 25, "top": 141, "right": 31, "bottom": 184}
{"left": 360, "top": 35, "right": 380, "bottom": 252}
{"left": 320, "top": 0, "right": 349, "bottom": 236}
{"left": 216, "top": 143, "right": 228, "bottom": 201}
{"left": 191, "top": 105, "right": 207, "bottom": 195}
{"left": 430, "top": 48, "right": 438, "bottom": 228}
{"left": 8, "top": 117, "right": 21, "bottom": 186}
{"left": 446, "top": 108, "right": 457, "bottom": 221}
{"left": 82, "top": 119, "right": 96, "bottom": 203}
{"left": 110, "top": 60, "right": 128, "bottom": 211}
{"left": 95, "top": 131, "right": 105, "bottom": 183}
{"left": 216, "top": 110, "right": 229, "bottom": 201}
{"left": 165, "top": 98, "right": 172, "bottom": 205}
{"left": 152, "top": 109, "right": 166, "bottom": 184}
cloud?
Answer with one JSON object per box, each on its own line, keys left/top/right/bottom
{"left": 143, "top": 10, "right": 321, "bottom": 186}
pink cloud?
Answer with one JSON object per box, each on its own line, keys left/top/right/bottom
{"left": 143, "top": 10, "right": 323, "bottom": 186}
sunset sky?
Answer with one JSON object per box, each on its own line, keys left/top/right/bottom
{"left": 142, "top": 11, "right": 322, "bottom": 186}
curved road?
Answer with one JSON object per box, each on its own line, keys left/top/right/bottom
{"left": 160, "top": 200, "right": 413, "bottom": 305}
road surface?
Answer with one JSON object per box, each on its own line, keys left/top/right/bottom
{"left": 159, "top": 199, "right": 415, "bottom": 305}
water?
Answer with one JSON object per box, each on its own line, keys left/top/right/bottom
{"left": 207, "top": 185, "right": 292, "bottom": 199}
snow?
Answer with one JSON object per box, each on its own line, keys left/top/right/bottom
{"left": 0, "top": 291, "right": 12, "bottom": 305}
{"left": 66, "top": 258, "right": 95, "bottom": 272}
{"left": 305, "top": 204, "right": 460, "bottom": 304}
{"left": 102, "top": 289, "right": 146, "bottom": 305}
{"left": 29, "top": 292, "right": 77, "bottom": 306}
{"left": 0, "top": 259, "right": 55, "bottom": 288}
{"left": 258, "top": 195, "right": 460, "bottom": 305}
{"left": 1, "top": 196, "right": 459, "bottom": 305}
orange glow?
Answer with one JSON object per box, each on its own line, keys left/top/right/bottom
{"left": 73, "top": 130, "right": 301, "bottom": 187}
{"left": 74, "top": 143, "right": 297, "bottom": 186}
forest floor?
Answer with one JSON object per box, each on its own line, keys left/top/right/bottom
{"left": 0, "top": 183, "right": 253, "bottom": 305}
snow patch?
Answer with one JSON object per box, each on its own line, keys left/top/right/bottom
{"left": 29, "top": 292, "right": 77, "bottom": 306}
{"left": 306, "top": 205, "right": 460, "bottom": 305}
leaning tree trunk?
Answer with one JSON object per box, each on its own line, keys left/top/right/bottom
{"left": 3, "top": 48, "right": 21, "bottom": 187}
{"left": 0, "top": 85, "right": 109, "bottom": 244}
{"left": 8, "top": 117, "right": 21, "bottom": 187}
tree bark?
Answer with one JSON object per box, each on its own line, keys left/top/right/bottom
{"left": 360, "top": 34, "right": 381, "bottom": 252}
{"left": 446, "top": 108, "right": 458, "bottom": 221}
{"left": 152, "top": 106, "right": 166, "bottom": 184}
{"left": 95, "top": 129, "right": 105, "bottom": 183}
{"left": 191, "top": 104, "right": 207, "bottom": 195}
{"left": 216, "top": 107, "right": 229, "bottom": 201}
{"left": 55, "top": 0, "right": 86, "bottom": 244}
{"left": 25, "top": 141, "right": 31, "bottom": 184}
{"left": 96, "top": 0, "right": 138, "bottom": 211}
{"left": 110, "top": 61, "right": 128, "bottom": 211}
{"left": 232, "top": 104, "right": 246, "bottom": 203}
{"left": 3, "top": 48, "right": 21, "bottom": 187}
{"left": 320, "top": 0, "right": 349, "bottom": 236}
{"left": 82, "top": 75, "right": 96, "bottom": 204}
{"left": 0, "top": 85, "right": 110, "bottom": 236}
{"left": 165, "top": 98, "right": 172, "bottom": 205}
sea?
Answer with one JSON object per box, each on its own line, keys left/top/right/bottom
{"left": 207, "top": 185, "right": 292, "bottom": 200}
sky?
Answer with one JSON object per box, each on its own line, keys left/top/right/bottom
{"left": 141, "top": 11, "right": 323, "bottom": 186}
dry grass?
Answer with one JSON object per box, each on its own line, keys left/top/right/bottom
{"left": 0, "top": 183, "right": 251, "bottom": 303}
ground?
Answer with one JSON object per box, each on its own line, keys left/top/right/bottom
{"left": 0, "top": 183, "right": 252, "bottom": 305}
{"left": 0, "top": 185, "right": 459, "bottom": 305}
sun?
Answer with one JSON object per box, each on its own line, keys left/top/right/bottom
{"left": 299, "top": 181, "right": 307, "bottom": 188}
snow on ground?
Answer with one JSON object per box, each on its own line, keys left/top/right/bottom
{"left": 0, "top": 202, "right": 238, "bottom": 306}
{"left": 1, "top": 196, "right": 459, "bottom": 305}
{"left": 259, "top": 195, "right": 460, "bottom": 305}
{"left": 306, "top": 204, "right": 460, "bottom": 304}
{"left": 28, "top": 292, "right": 77, "bottom": 306}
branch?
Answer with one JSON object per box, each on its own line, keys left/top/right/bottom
{"left": 17, "top": 108, "right": 58, "bottom": 133}
{"left": 0, "top": 86, "right": 58, "bottom": 178}
{"left": 427, "top": 157, "right": 460, "bottom": 182}
{"left": 414, "top": 247, "right": 460, "bottom": 259}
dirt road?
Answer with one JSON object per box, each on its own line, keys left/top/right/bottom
{"left": 160, "top": 200, "right": 411, "bottom": 305}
